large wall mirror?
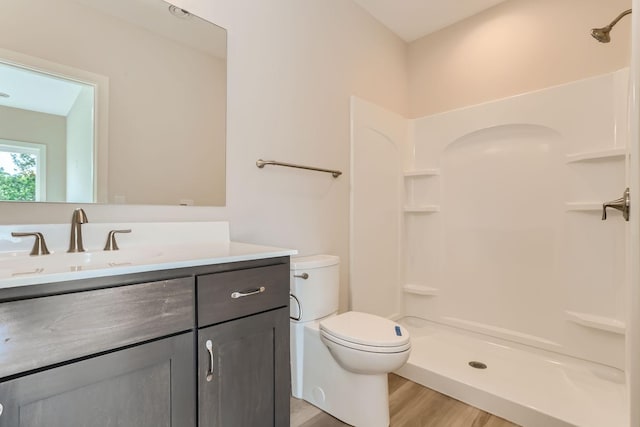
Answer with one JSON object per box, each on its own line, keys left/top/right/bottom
{"left": 0, "top": 0, "right": 226, "bottom": 206}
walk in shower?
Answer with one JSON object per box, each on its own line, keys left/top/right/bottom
{"left": 350, "top": 67, "right": 630, "bottom": 426}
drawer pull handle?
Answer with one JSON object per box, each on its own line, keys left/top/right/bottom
{"left": 206, "top": 340, "right": 214, "bottom": 382}
{"left": 231, "top": 286, "right": 266, "bottom": 299}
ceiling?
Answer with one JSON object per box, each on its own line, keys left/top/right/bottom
{"left": 0, "top": 62, "right": 85, "bottom": 116}
{"left": 351, "top": 0, "right": 509, "bottom": 42}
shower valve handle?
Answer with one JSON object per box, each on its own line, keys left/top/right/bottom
{"left": 602, "top": 188, "right": 630, "bottom": 221}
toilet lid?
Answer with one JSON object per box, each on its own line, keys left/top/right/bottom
{"left": 319, "top": 311, "right": 410, "bottom": 349}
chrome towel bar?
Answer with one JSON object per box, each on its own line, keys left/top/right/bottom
{"left": 256, "top": 159, "right": 342, "bottom": 178}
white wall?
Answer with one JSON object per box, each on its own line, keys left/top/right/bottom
{"left": 0, "top": 0, "right": 408, "bottom": 312}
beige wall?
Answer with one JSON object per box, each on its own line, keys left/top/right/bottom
{"left": 408, "top": 0, "right": 632, "bottom": 118}
{"left": 0, "top": 106, "right": 66, "bottom": 201}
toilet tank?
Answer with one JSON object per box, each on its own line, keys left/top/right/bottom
{"left": 290, "top": 254, "right": 340, "bottom": 322}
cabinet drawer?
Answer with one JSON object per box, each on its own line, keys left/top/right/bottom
{"left": 0, "top": 277, "right": 194, "bottom": 379}
{"left": 197, "top": 263, "right": 289, "bottom": 326}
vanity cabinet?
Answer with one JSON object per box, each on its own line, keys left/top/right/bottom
{"left": 0, "top": 256, "right": 290, "bottom": 427}
{"left": 0, "top": 277, "right": 196, "bottom": 427}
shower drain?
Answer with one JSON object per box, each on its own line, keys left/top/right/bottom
{"left": 468, "top": 361, "right": 487, "bottom": 369}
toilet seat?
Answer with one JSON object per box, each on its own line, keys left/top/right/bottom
{"left": 320, "top": 311, "right": 411, "bottom": 353}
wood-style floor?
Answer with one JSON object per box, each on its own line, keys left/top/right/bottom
{"left": 291, "top": 374, "right": 520, "bottom": 427}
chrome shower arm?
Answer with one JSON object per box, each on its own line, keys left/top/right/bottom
{"left": 608, "top": 9, "right": 632, "bottom": 29}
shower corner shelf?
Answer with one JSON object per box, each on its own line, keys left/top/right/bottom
{"left": 403, "top": 284, "right": 439, "bottom": 296}
{"left": 565, "top": 147, "right": 627, "bottom": 163}
{"left": 404, "top": 205, "right": 440, "bottom": 213}
{"left": 565, "top": 310, "right": 625, "bottom": 334}
{"left": 564, "top": 202, "right": 602, "bottom": 212}
{"left": 404, "top": 169, "right": 440, "bottom": 177}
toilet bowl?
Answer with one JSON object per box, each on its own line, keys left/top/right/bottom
{"left": 320, "top": 311, "right": 411, "bottom": 375}
{"left": 289, "top": 255, "right": 411, "bottom": 427}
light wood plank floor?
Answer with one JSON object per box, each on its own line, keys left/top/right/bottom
{"left": 291, "top": 374, "right": 520, "bottom": 427}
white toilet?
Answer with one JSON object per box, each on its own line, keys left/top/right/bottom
{"left": 289, "top": 255, "right": 411, "bottom": 427}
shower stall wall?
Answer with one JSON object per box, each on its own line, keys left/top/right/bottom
{"left": 405, "top": 69, "right": 628, "bottom": 369}
{"left": 350, "top": 68, "right": 630, "bottom": 426}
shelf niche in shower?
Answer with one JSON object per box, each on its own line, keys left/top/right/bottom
{"left": 402, "top": 284, "right": 439, "bottom": 296}
{"left": 565, "top": 147, "right": 627, "bottom": 163}
{"left": 404, "top": 168, "right": 440, "bottom": 177}
{"left": 403, "top": 205, "right": 440, "bottom": 213}
{"left": 565, "top": 310, "right": 625, "bottom": 335}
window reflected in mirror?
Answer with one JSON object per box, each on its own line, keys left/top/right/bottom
{"left": 0, "top": 62, "right": 95, "bottom": 203}
{"left": 0, "top": 141, "right": 42, "bottom": 202}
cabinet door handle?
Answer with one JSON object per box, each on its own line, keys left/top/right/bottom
{"left": 205, "top": 340, "right": 214, "bottom": 382}
{"left": 230, "top": 286, "right": 265, "bottom": 299}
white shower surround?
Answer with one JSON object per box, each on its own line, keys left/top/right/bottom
{"left": 350, "top": 68, "right": 630, "bottom": 426}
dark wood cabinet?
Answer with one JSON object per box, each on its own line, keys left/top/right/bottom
{"left": 0, "top": 332, "right": 195, "bottom": 427}
{"left": 0, "top": 257, "right": 290, "bottom": 427}
{"left": 196, "top": 259, "right": 290, "bottom": 427}
{"left": 198, "top": 308, "right": 289, "bottom": 427}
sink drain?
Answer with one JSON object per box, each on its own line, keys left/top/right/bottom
{"left": 468, "top": 361, "right": 487, "bottom": 369}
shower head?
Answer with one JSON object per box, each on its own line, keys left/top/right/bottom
{"left": 591, "top": 9, "right": 632, "bottom": 43}
{"left": 591, "top": 26, "right": 612, "bottom": 43}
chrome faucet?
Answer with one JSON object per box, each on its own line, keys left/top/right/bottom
{"left": 68, "top": 208, "right": 88, "bottom": 252}
{"left": 11, "top": 232, "right": 50, "bottom": 256}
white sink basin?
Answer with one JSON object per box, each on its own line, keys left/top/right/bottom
{"left": 0, "top": 248, "right": 165, "bottom": 278}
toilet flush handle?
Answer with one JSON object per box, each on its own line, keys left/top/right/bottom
{"left": 290, "top": 294, "right": 302, "bottom": 321}
{"left": 294, "top": 273, "right": 309, "bottom": 280}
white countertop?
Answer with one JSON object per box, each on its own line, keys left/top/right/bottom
{"left": 0, "top": 221, "right": 297, "bottom": 290}
{"left": 0, "top": 241, "right": 296, "bottom": 289}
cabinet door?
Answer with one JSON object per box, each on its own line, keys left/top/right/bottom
{"left": 0, "top": 332, "right": 195, "bottom": 427}
{"left": 198, "top": 307, "right": 289, "bottom": 427}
